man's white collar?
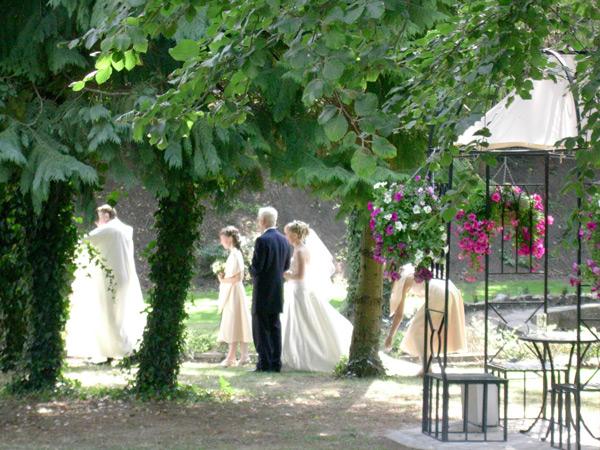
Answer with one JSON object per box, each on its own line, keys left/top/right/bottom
{"left": 262, "top": 226, "right": 277, "bottom": 234}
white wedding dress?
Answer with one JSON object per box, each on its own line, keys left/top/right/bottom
{"left": 281, "top": 231, "right": 353, "bottom": 372}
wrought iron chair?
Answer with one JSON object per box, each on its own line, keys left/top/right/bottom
{"left": 551, "top": 317, "right": 600, "bottom": 449}
{"left": 422, "top": 267, "right": 509, "bottom": 442}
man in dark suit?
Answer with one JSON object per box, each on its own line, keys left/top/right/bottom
{"left": 249, "top": 206, "right": 292, "bottom": 372}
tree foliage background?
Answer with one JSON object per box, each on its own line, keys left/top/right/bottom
{"left": 0, "top": 0, "right": 597, "bottom": 389}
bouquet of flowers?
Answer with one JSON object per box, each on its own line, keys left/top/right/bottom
{"left": 456, "top": 185, "right": 553, "bottom": 282}
{"left": 369, "top": 175, "right": 446, "bottom": 282}
{"left": 211, "top": 259, "right": 227, "bottom": 277}
{"left": 571, "top": 193, "right": 600, "bottom": 298}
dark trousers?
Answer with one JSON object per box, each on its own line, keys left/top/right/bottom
{"left": 252, "top": 311, "right": 281, "bottom": 372}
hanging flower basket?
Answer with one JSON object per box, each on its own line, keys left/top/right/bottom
{"left": 570, "top": 193, "right": 600, "bottom": 298}
{"left": 455, "top": 185, "right": 553, "bottom": 282}
{"left": 369, "top": 176, "right": 446, "bottom": 282}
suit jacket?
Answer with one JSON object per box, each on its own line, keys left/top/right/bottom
{"left": 249, "top": 228, "right": 292, "bottom": 314}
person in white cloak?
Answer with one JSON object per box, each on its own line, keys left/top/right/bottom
{"left": 65, "top": 205, "right": 146, "bottom": 363}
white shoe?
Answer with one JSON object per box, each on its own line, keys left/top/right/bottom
{"left": 236, "top": 357, "right": 250, "bottom": 367}
{"left": 220, "top": 358, "right": 235, "bottom": 367}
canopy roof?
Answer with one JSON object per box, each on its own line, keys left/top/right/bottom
{"left": 457, "top": 51, "right": 581, "bottom": 151}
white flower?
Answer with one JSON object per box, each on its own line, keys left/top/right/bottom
{"left": 423, "top": 205, "right": 432, "bottom": 214}
{"left": 395, "top": 221, "right": 405, "bottom": 231}
{"left": 417, "top": 188, "right": 424, "bottom": 194}
{"left": 384, "top": 192, "right": 392, "bottom": 204}
{"left": 415, "top": 250, "right": 424, "bottom": 261}
{"left": 420, "top": 200, "right": 426, "bottom": 206}
{"left": 384, "top": 213, "right": 392, "bottom": 221}
{"left": 374, "top": 182, "right": 387, "bottom": 190}
{"left": 412, "top": 205, "right": 421, "bottom": 214}
{"left": 443, "top": 246, "right": 449, "bottom": 253}
{"left": 439, "top": 225, "right": 446, "bottom": 232}
{"left": 411, "top": 222, "right": 419, "bottom": 230}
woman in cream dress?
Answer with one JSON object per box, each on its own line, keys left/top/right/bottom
{"left": 384, "top": 264, "right": 466, "bottom": 375}
{"left": 217, "top": 226, "right": 252, "bottom": 367}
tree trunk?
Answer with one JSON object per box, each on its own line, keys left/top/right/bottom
{"left": 135, "top": 183, "right": 203, "bottom": 395}
{"left": 14, "top": 182, "right": 76, "bottom": 391}
{"left": 346, "top": 223, "right": 386, "bottom": 377}
{"left": 0, "top": 182, "right": 31, "bottom": 372}
{"left": 342, "top": 208, "right": 362, "bottom": 321}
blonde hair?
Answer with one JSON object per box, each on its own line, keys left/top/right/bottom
{"left": 285, "top": 220, "right": 310, "bottom": 242}
{"left": 96, "top": 204, "right": 117, "bottom": 219}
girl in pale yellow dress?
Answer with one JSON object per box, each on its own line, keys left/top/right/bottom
{"left": 384, "top": 264, "right": 467, "bottom": 375}
{"left": 217, "top": 226, "right": 252, "bottom": 367}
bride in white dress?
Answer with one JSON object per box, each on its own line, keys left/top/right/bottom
{"left": 281, "top": 221, "right": 353, "bottom": 372}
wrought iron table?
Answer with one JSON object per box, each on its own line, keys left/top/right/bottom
{"left": 518, "top": 331, "right": 599, "bottom": 439}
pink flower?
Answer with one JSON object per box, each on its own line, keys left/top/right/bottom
{"left": 547, "top": 215, "right": 554, "bottom": 225}
{"left": 393, "top": 191, "right": 404, "bottom": 202}
{"left": 369, "top": 219, "right": 376, "bottom": 230}
{"left": 385, "top": 225, "right": 394, "bottom": 236}
{"left": 491, "top": 192, "right": 501, "bottom": 203}
{"left": 391, "top": 212, "right": 399, "bottom": 221}
{"left": 367, "top": 202, "right": 374, "bottom": 212}
{"left": 415, "top": 175, "right": 422, "bottom": 182}
{"left": 587, "top": 221, "right": 598, "bottom": 231}
{"left": 456, "top": 210, "right": 466, "bottom": 220}
{"left": 468, "top": 213, "right": 477, "bottom": 222}
{"left": 474, "top": 243, "right": 487, "bottom": 254}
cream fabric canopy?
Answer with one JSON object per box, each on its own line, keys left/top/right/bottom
{"left": 456, "top": 52, "right": 581, "bottom": 151}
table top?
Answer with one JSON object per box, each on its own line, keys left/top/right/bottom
{"left": 519, "top": 330, "right": 600, "bottom": 344}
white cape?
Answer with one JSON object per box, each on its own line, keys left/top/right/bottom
{"left": 66, "top": 219, "right": 146, "bottom": 359}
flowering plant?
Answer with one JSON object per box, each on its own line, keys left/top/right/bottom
{"left": 456, "top": 185, "right": 553, "bottom": 281}
{"left": 570, "top": 193, "right": 600, "bottom": 298}
{"left": 211, "top": 259, "right": 227, "bottom": 276}
{"left": 369, "top": 176, "right": 446, "bottom": 282}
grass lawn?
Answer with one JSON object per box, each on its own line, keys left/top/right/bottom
{"left": 455, "top": 278, "right": 573, "bottom": 302}
{"left": 2, "top": 361, "right": 598, "bottom": 449}
{"left": 184, "top": 278, "right": 574, "bottom": 343}
{"left": 0, "top": 363, "right": 424, "bottom": 450}
{"left": 184, "top": 287, "right": 348, "bottom": 356}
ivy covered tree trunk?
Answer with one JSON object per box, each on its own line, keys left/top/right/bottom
{"left": 13, "top": 182, "right": 77, "bottom": 391}
{"left": 342, "top": 208, "right": 362, "bottom": 321}
{"left": 0, "top": 182, "right": 32, "bottom": 372}
{"left": 135, "top": 183, "right": 203, "bottom": 394}
{"left": 346, "top": 223, "right": 385, "bottom": 377}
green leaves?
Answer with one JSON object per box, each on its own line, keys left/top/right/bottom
{"left": 0, "top": 128, "right": 26, "bottom": 165}
{"left": 351, "top": 148, "right": 377, "bottom": 179}
{"left": 302, "top": 79, "right": 324, "bottom": 105}
{"left": 366, "top": 1, "right": 385, "bottom": 19}
{"left": 354, "top": 93, "right": 378, "bottom": 116}
{"left": 323, "top": 59, "right": 345, "bottom": 81}
{"left": 169, "top": 39, "right": 199, "bottom": 61}
{"left": 372, "top": 135, "right": 396, "bottom": 159}
{"left": 344, "top": 5, "right": 364, "bottom": 23}
{"left": 323, "top": 111, "right": 348, "bottom": 142}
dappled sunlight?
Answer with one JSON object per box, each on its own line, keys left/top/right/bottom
{"left": 63, "top": 359, "right": 130, "bottom": 388}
